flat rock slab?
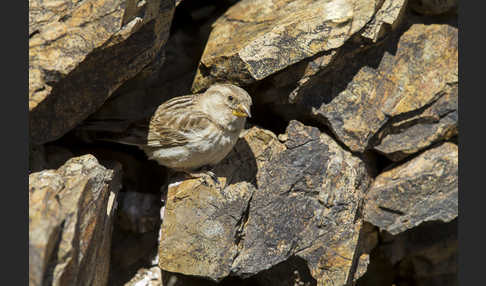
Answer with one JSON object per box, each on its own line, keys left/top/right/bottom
{"left": 158, "top": 121, "right": 372, "bottom": 285}
{"left": 364, "top": 142, "right": 458, "bottom": 235}
{"left": 295, "top": 22, "right": 457, "bottom": 154}
{"left": 191, "top": 0, "right": 381, "bottom": 92}
{"left": 29, "top": 155, "right": 122, "bottom": 286}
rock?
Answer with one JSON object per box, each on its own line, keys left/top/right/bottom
{"left": 360, "top": 0, "right": 408, "bottom": 42}
{"left": 158, "top": 121, "right": 372, "bottom": 285}
{"left": 159, "top": 180, "right": 256, "bottom": 281}
{"left": 29, "top": 0, "right": 176, "bottom": 144}
{"left": 75, "top": 8, "right": 211, "bottom": 141}
{"left": 124, "top": 267, "right": 162, "bottom": 286}
{"left": 374, "top": 84, "right": 458, "bottom": 161}
{"left": 293, "top": 22, "right": 457, "bottom": 153}
{"left": 117, "top": 192, "right": 161, "bottom": 234}
{"left": 364, "top": 142, "right": 458, "bottom": 235}
{"left": 29, "top": 155, "right": 122, "bottom": 286}
{"left": 191, "top": 0, "right": 382, "bottom": 92}
{"left": 410, "top": 0, "right": 458, "bottom": 15}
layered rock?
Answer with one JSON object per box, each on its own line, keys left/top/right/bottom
{"left": 292, "top": 22, "right": 458, "bottom": 154}
{"left": 191, "top": 0, "right": 382, "bottom": 92}
{"left": 158, "top": 121, "right": 372, "bottom": 285}
{"left": 29, "top": 0, "right": 176, "bottom": 144}
{"left": 29, "top": 155, "right": 122, "bottom": 286}
{"left": 364, "top": 142, "right": 458, "bottom": 235}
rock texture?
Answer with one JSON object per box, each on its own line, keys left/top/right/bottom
{"left": 191, "top": 0, "right": 382, "bottom": 92}
{"left": 28, "top": 1, "right": 459, "bottom": 285}
{"left": 299, "top": 22, "right": 458, "bottom": 153}
{"left": 159, "top": 121, "right": 372, "bottom": 285}
{"left": 29, "top": 155, "right": 122, "bottom": 286}
{"left": 364, "top": 142, "right": 458, "bottom": 235}
{"left": 29, "top": 0, "right": 176, "bottom": 144}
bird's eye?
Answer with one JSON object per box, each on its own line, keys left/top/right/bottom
{"left": 228, "top": 95, "right": 234, "bottom": 101}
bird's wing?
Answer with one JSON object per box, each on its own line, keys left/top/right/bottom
{"left": 146, "top": 95, "right": 220, "bottom": 148}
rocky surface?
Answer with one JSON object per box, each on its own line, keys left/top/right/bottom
{"left": 159, "top": 121, "right": 372, "bottom": 285}
{"left": 29, "top": 0, "right": 176, "bottom": 144}
{"left": 191, "top": 0, "right": 382, "bottom": 92}
{"left": 364, "top": 142, "right": 458, "bottom": 235}
{"left": 29, "top": 155, "right": 122, "bottom": 286}
{"left": 29, "top": 1, "right": 459, "bottom": 285}
{"left": 292, "top": 21, "right": 458, "bottom": 153}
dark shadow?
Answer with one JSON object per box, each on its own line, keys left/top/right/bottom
{"left": 108, "top": 228, "right": 160, "bottom": 286}
{"left": 356, "top": 219, "right": 458, "bottom": 286}
{"left": 251, "top": 256, "right": 317, "bottom": 286}
{"left": 212, "top": 137, "right": 258, "bottom": 188}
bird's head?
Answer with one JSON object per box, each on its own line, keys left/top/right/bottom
{"left": 200, "top": 83, "right": 253, "bottom": 131}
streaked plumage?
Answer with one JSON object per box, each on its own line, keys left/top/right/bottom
{"left": 136, "top": 83, "right": 252, "bottom": 172}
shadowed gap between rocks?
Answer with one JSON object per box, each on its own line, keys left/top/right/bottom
{"left": 356, "top": 218, "right": 457, "bottom": 286}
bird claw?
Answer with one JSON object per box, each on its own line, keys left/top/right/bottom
{"left": 185, "top": 170, "right": 223, "bottom": 191}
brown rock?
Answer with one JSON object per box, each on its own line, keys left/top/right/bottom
{"left": 360, "top": 0, "right": 408, "bottom": 42}
{"left": 191, "top": 0, "right": 381, "bottom": 92}
{"left": 158, "top": 122, "right": 372, "bottom": 285}
{"left": 29, "top": 0, "right": 175, "bottom": 144}
{"left": 159, "top": 180, "right": 256, "bottom": 281}
{"left": 364, "top": 142, "right": 458, "bottom": 235}
{"left": 374, "top": 84, "right": 458, "bottom": 161}
{"left": 295, "top": 22, "right": 457, "bottom": 153}
{"left": 29, "top": 155, "right": 122, "bottom": 286}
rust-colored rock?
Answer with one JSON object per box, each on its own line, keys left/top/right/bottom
{"left": 29, "top": 155, "right": 122, "bottom": 286}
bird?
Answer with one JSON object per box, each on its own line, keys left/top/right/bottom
{"left": 143, "top": 83, "right": 252, "bottom": 177}
{"left": 83, "top": 83, "right": 253, "bottom": 183}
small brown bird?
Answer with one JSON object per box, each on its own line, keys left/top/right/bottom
{"left": 86, "top": 83, "right": 253, "bottom": 181}
{"left": 142, "top": 83, "right": 252, "bottom": 176}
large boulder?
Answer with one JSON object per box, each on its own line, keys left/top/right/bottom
{"left": 191, "top": 0, "right": 382, "bottom": 92}
{"left": 290, "top": 22, "right": 458, "bottom": 154}
{"left": 158, "top": 121, "right": 372, "bottom": 285}
{"left": 29, "top": 0, "right": 176, "bottom": 144}
{"left": 29, "top": 155, "right": 122, "bottom": 286}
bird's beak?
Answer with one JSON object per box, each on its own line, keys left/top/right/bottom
{"left": 232, "top": 104, "right": 251, "bottom": 118}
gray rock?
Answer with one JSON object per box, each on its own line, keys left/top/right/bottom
{"left": 364, "top": 142, "right": 458, "bottom": 235}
